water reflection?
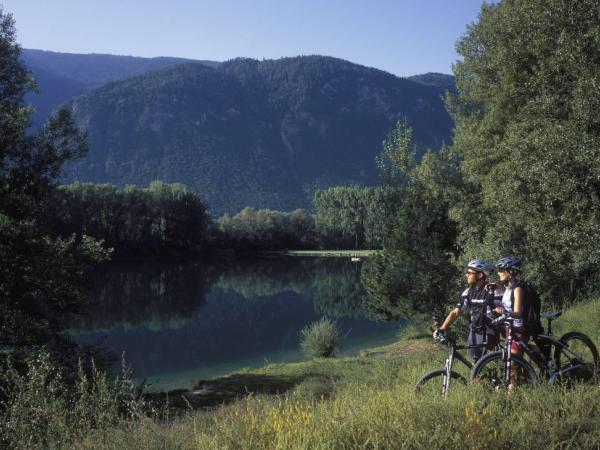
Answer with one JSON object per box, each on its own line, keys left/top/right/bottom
{"left": 71, "top": 258, "right": 401, "bottom": 390}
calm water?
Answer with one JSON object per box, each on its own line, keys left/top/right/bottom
{"left": 70, "top": 257, "right": 402, "bottom": 391}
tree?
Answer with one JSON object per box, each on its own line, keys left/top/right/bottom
{"left": 0, "top": 8, "right": 107, "bottom": 352}
{"left": 313, "top": 186, "right": 400, "bottom": 249}
{"left": 361, "top": 121, "right": 460, "bottom": 322}
{"left": 449, "top": 0, "right": 600, "bottom": 305}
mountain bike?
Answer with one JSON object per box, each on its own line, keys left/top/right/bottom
{"left": 471, "top": 311, "right": 598, "bottom": 389}
{"left": 414, "top": 330, "right": 492, "bottom": 397}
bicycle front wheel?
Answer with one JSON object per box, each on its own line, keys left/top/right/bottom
{"left": 414, "top": 369, "right": 467, "bottom": 396}
{"left": 554, "top": 332, "right": 599, "bottom": 382}
{"left": 471, "top": 351, "right": 537, "bottom": 390}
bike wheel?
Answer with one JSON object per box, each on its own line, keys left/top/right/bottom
{"left": 471, "top": 351, "right": 537, "bottom": 389}
{"left": 414, "top": 369, "right": 467, "bottom": 395}
{"left": 554, "top": 332, "right": 599, "bottom": 383}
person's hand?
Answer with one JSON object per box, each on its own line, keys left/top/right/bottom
{"left": 433, "top": 328, "right": 445, "bottom": 339}
{"left": 485, "top": 282, "right": 497, "bottom": 292}
{"left": 493, "top": 307, "right": 504, "bottom": 316}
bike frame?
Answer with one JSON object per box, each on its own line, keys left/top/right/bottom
{"left": 516, "top": 333, "right": 590, "bottom": 383}
{"left": 501, "top": 312, "right": 589, "bottom": 384}
{"left": 439, "top": 334, "right": 490, "bottom": 397}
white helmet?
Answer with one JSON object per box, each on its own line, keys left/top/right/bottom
{"left": 467, "top": 259, "right": 495, "bottom": 276}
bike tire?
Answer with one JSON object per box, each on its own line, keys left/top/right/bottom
{"left": 414, "top": 369, "right": 467, "bottom": 396}
{"left": 554, "top": 331, "right": 599, "bottom": 383}
{"left": 471, "top": 351, "right": 537, "bottom": 389}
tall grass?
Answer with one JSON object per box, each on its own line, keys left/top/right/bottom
{"left": 0, "top": 351, "right": 149, "bottom": 450}
{"left": 6, "top": 299, "right": 600, "bottom": 449}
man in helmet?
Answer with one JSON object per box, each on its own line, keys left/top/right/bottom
{"left": 434, "top": 259, "right": 501, "bottom": 360}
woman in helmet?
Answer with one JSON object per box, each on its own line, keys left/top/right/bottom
{"left": 434, "top": 258, "right": 501, "bottom": 360}
{"left": 494, "top": 255, "right": 531, "bottom": 387}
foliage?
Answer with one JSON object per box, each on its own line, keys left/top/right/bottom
{"left": 217, "top": 207, "right": 317, "bottom": 251}
{"left": 299, "top": 317, "right": 340, "bottom": 358}
{"left": 313, "top": 185, "right": 400, "bottom": 249}
{"left": 60, "top": 55, "right": 453, "bottom": 214}
{"left": 0, "top": 7, "right": 107, "bottom": 351}
{"left": 0, "top": 349, "right": 148, "bottom": 450}
{"left": 70, "top": 298, "right": 600, "bottom": 450}
{"left": 53, "top": 181, "right": 211, "bottom": 257}
{"left": 449, "top": 0, "right": 600, "bottom": 307}
{"left": 361, "top": 121, "right": 460, "bottom": 322}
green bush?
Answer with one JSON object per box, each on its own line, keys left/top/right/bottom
{"left": 299, "top": 317, "right": 340, "bottom": 358}
{"left": 0, "top": 350, "right": 148, "bottom": 450}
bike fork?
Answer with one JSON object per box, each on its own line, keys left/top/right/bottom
{"left": 443, "top": 347, "right": 455, "bottom": 397}
{"left": 443, "top": 358, "right": 451, "bottom": 397}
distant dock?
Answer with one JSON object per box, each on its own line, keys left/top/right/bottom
{"left": 285, "top": 250, "right": 378, "bottom": 258}
{"left": 237, "top": 249, "right": 380, "bottom": 259}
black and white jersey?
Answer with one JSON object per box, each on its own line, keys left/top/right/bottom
{"left": 456, "top": 284, "right": 498, "bottom": 330}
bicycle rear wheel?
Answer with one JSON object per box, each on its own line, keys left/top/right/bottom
{"left": 414, "top": 369, "right": 467, "bottom": 396}
{"left": 554, "top": 332, "right": 599, "bottom": 383}
{"left": 471, "top": 351, "right": 537, "bottom": 390}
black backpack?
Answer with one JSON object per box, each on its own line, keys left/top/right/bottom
{"left": 511, "top": 281, "right": 544, "bottom": 335}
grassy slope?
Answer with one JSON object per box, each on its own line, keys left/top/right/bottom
{"left": 74, "top": 300, "right": 600, "bottom": 449}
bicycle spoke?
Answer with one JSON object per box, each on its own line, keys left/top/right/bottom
{"left": 554, "top": 332, "right": 599, "bottom": 383}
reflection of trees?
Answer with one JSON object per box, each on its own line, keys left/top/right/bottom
{"left": 311, "top": 259, "right": 366, "bottom": 319}
{"left": 214, "top": 258, "right": 316, "bottom": 299}
{"left": 215, "top": 258, "right": 370, "bottom": 320}
{"left": 70, "top": 257, "right": 372, "bottom": 333}
{"left": 69, "top": 260, "right": 214, "bottom": 331}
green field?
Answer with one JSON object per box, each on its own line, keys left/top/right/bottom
{"left": 58, "top": 299, "right": 600, "bottom": 449}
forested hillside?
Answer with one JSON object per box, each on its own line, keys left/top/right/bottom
{"left": 62, "top": 56, "right": 453, "bottom": 214}
{"left": 21, "top": 49, "right": 219, "bottom": 127}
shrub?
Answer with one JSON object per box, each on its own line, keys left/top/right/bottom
{"left": 0, "top": 350, "right": 148, "bottom": 450}
{"left": 299, "top": 317, "right": 340, "bottom": 358}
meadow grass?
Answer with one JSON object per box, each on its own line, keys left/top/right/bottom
{"left": 6, "top": 298, "right": 600, "bottom": 449}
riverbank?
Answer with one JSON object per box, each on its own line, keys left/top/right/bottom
{"left": 72, "top": 299, "right": 600, "bottom": 449}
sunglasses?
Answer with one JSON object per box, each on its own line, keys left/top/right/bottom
{"left": 466, "top": 270, "right": 478, "bottom": 275}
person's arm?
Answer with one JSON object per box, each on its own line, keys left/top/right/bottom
{"left": 512, "top": 286, "right": 524, "bottom": 318}
{"left": 439, "top": 307, "right": 461, "bottom": 331}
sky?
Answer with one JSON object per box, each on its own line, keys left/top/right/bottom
{"left": 1, "top": 0, "right": 490, "bottom": 77}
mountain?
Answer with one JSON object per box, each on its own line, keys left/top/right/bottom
{"left": 21, "top": 49, "right": 220, "bottom": 127}
{"left": 408, "top": 72, "right": 456, "bottom": 94}
{"left": 62, "top": 56, "right": 453, "bottom": 214}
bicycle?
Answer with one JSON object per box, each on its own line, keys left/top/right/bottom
{"left": 471, "top": 311, "right": 599, "bottom": 389}
{"left": 414, "top": 329, "right": 492, "bottom": 397}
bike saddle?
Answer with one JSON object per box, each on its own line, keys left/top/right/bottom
{"left": 541, "top": 311, "right": 561, "bottom": 320}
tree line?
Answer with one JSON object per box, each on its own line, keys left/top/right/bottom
{"left": 52, "top": 182, "right": 210, "bottom": 257}
{"left": 50, "top": 182, "right": 400, "bottom": 255}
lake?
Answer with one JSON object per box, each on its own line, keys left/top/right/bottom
{"left": 70, "top": 257, "right": 403, "bottom": 391}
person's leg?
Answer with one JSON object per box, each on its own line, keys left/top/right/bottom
{"left": 468, "top": 329, "right": 484, "bottom": 361}
{"left": 509, "top": 330, "right": 530, "bottom": 387}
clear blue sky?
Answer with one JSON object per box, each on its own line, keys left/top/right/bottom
{"left": 1, "top": 0, "right": 490, "bottom": 77}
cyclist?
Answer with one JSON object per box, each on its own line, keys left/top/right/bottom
{"left": 494, "top": 255, "right": 534, "bottom": 387}
{"left": 434, "top": 259, "right": 501, "bottom": 360}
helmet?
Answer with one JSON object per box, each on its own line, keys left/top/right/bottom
{"left": 495, "top": 255, "right": 522, "bottom": 272}
{"left": 466, "top": 258, "right": 495, "bottom": 276}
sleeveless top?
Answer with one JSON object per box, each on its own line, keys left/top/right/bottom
{"left": 501, "top": 279, "right": 524, "bottom": 329}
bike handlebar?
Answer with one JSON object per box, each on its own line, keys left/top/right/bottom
{"left": 490, "top": 313, "right": 515, "bottom": 327}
